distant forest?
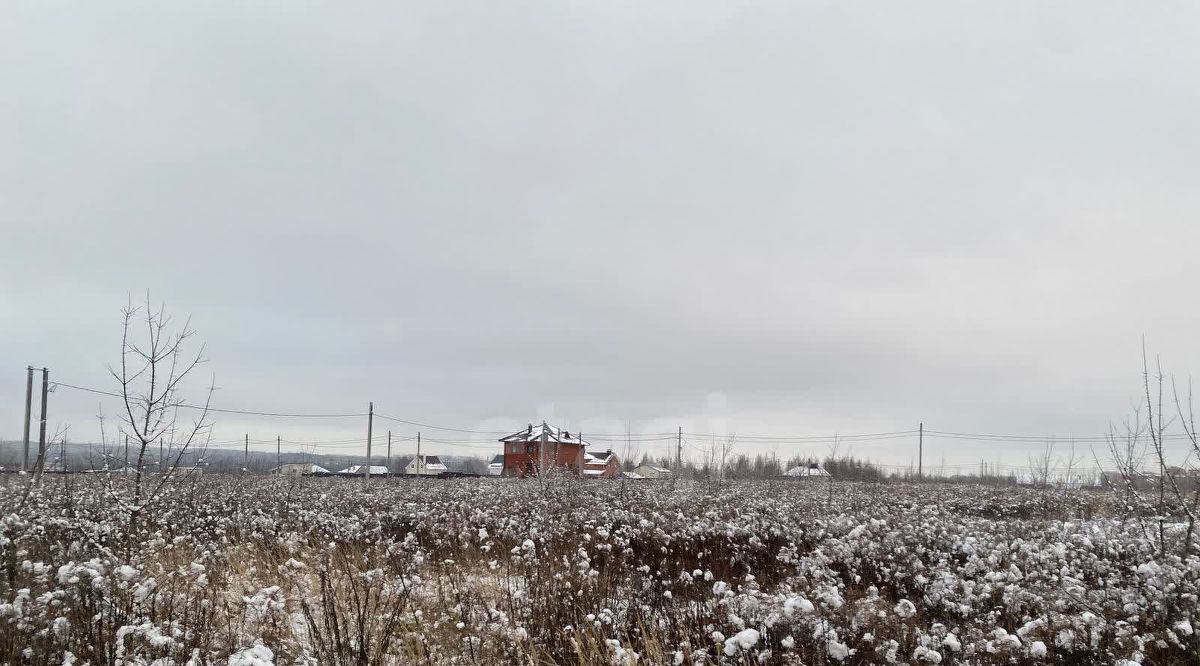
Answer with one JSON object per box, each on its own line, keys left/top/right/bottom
{"left": 0, "top": 440, "right": 457, "bottom": 475}
{"left": 1, "top": 441, "right": 1032, "bottom": 485}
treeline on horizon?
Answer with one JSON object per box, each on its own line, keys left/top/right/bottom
{"left": 627, "top": 452, "right": 1030, "bottom": 485}
{"left": 1, "top": 441, "right": 1051, "bottom": 484}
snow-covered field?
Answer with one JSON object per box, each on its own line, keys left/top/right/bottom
{"left": 1, "top": 476, "right": 1196, "bottom": 664}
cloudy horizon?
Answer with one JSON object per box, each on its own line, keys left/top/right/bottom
{"left": 4, "top": 2, "right": 1200, "bottom": 470}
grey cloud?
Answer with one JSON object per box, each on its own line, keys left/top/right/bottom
{"left": 3, "top": 1, "right": 1200, "bottom": 467}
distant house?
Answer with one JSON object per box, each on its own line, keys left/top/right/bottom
{"left": 279, "top": 463, "right": 330, "bottom": 477}
{"left": 100, "top": 467, "right": 138, "bottom": 475}
{"left": 1016, "top": 473, "right": 1099, "bottom": 489}
{"left": 1102, "top": 470, "right": 1153, "bottom": 490}
{"left": 631, "top": 464, "right": 673, "bottom": 480}
{"left": 499, "top": 422, "right": 587, "bottom": 477}
{"left": 783, "top": 463, "right": 832, "bottom": 479}
{"left": 1102, "top": 469, "right": 1197, "bottom": 492}
{"left": 405, "top": 455, "right": 447, "bottom": 476}
{"left": 337, "top": 465, "right": 390, "bottom": 477}
{"left": 583, "top": 450, "right": 620, "bottom": 479}
{"left": 402, "top": 455, "right": 482, "bottom": 477}
{"left": 437, "top": 455, "right": 484, "bottom": 477}
{"left": 488, "top": 455, "right": 504, "bottom": 476}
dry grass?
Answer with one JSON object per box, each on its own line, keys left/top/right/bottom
{"left": 1, "top": 474, "right": 1196, "bottom": 664}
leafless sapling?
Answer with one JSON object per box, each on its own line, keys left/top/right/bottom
{"left": 107, "top": 295, "right": 214, "bottom": 550}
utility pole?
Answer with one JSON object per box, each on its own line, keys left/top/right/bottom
{"left": 37, "top": 368, "right": 48, "bottom": 476}
{"left": 918, "top": 422, "right": 924, "bottom": 480}
{"left": 386, "top": 430, "right": 392, "bottom": 475}
{"left": 540, "top": 422, "right": 548, "bottom": 477}
{"left": 677, "top": 426, "right": 682, "bottom": 470}
{"left": 22, "top": 366, "right": 33, "bottom": 472}
{"left": 244, "top": 434, "right": 249, "bottom": 472}
{"left": 576, "top": 431, "right": 584, "bottom": 475}
{"left": 276, "top": 435, "right": 281, "bottom": 475}
{"left": 416, "top": 431, "right": 422, "bottom": 476}
{"left": 366, "top": 402, "right": 374, "bottom": 479}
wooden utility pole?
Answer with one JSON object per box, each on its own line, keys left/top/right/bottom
{"left": 677, "top": 426, "right": 682, "bottom": 470}
{"left": 918, "top": 422, "right": 924, "bottom": 480}
{"left": 386, "top": 430, "right": 392, "bottom": 475}
{"left": 366, "top": 402, "right": 374, "bottom": 479}
{"left": 416, "top": 431, "right": 422, "bottom": 475}
{"left": 244, "top": 434, "right": 249, "bottom": 472}
{"left": 540, "top": 422, "right": 548, "bottom": 477}
{"left": 22, "top": 366, "right": 33, "bottom": 472}
{"left": 37, "top": 368, "right": 48, "bottom": 475}
{"left": 276, "top": 435, "right": 281, "bottom": 474}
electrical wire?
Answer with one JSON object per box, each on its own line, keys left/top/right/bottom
{"left": 46, "top": 378, "right": 1200, "bottom": 453}
{"left": 54, "top": 381, "right": 367, "bottom": 418}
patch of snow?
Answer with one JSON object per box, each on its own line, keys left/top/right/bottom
{"left": 228, "top": 643, "right": 274, "bottom": 666}
{"left": 827, "top": 639, "right": 851, "bottom": 661}
{"left": 784, "top": 596, "right": 815, "bottom": 617}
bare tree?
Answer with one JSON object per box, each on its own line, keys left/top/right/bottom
{"left": 716, "top": 434, "right": 736, "bottom": 489}
{"left": 1146, "top": 351, "right": 1172, "bottom": 554}
{"left": 827, "top": 434, "right": 841, "bottom": 504}
{"left": 1170, "top": 375, "right": 1200, "bottom": 555}
{"left": 700, "top": 434, "right": 716, "bottom": 482}
{"left": 108, "top": 295, "right": 214, "bottom": 549}
{"left": 1060, "top": 438, "right": 1084, "bottom": 487}
{"left": 1027, "top": 438, "right": 1058, "bottom": 511}
{"left": 1106, "top": 346, "right": 1200, "bottom": 558}
{"left": 620, "top": 422, "right": 641, "bottom": 473}
{"left": 1028, "top": 439, "right": 1056, "bottom": 486}
{"left": 13, "top": 425, "right": 68, "bottom": 514}
{"left": 1103, "top": 407, "right": 1156, "bottom": 545}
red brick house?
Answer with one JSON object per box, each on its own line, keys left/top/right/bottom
{"left": 499, "top": 422, "right": 588, "bottom": 477}
{"left": 583, "top": 449, "right": 620, "bottom": 479}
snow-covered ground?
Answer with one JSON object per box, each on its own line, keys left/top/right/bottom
{"left": 1, "top": 476, "right": 1196, "bottom": 664}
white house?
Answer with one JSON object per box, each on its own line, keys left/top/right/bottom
{"left": 279, "top": 463, "right": 330, "bottom": 477}
{"left": 783, "top": 463, "right": 831, "bottom": 479}
{"left": 337, "top": 465, "right": 390, "bottom": 476}
{"left": 488, "top": 455, "right": 504, "bottom": 476}
{"left": 1016, "top": 473, "right": 1098, "bottom": 489}
{"left": 405, "top": 455, "right": 447, "bottom": 476}
{"left": 631, "top": 464, "right": 673, "bottom": 480}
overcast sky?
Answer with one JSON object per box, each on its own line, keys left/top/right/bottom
{"left": 3, "top": 2, "right": 1199, "bottom": 469}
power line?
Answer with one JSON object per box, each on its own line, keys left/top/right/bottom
{"left": 923, "top": 429, "right": 1197, "bottom": 443}
{"left": 681, "top": 430, "right": 917, "bottom": 442}
{"left": 43, "top": 378, "right": 1200, "bottom": 450}
{"left": 373, "top": 413, "right": 678, "bottom": 439}
{"left": 371, "top": 413, "right": 515, "bottom": 435}
{"left": 53, "top": 381, "right": 368, "bottom": 418}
